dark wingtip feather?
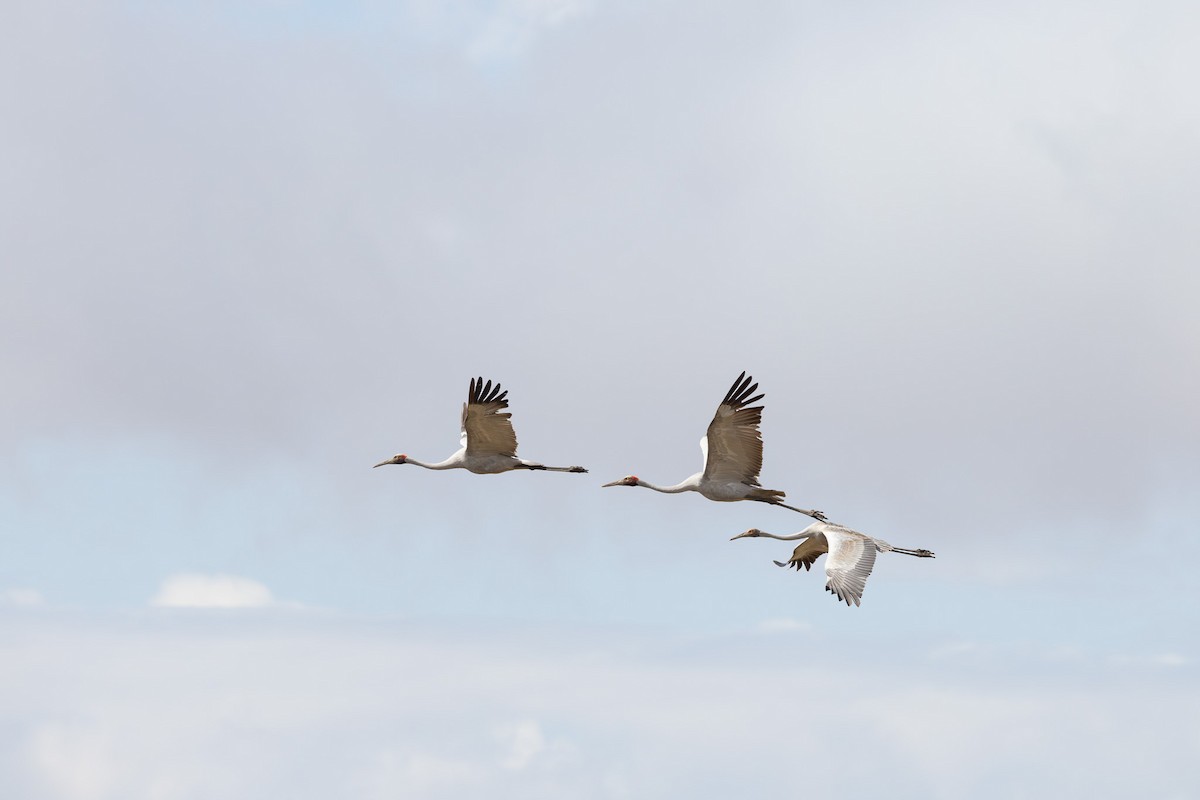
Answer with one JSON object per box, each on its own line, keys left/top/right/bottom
{"left": 722, "top": 373, "right": 766, "bottom": 410}
{"left": 732, "top": 375, "right": 753, "bottom": 403}
{"left": 722, "top": 372, "right": 750, "bottom": 405}
{"left": 467, "top": 377, "right": 509, "bottom": 406}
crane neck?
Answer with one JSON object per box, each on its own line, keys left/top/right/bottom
{"left": 756, "top": 524, "right": 824, "bottom": 541}
{"left": 405, "top": 456, "right": 460, "bottom": 471}
{"left": 638, "top": 479, "right": 695, "bottom": 494}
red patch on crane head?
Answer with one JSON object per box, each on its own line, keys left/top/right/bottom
{"left": 627, "top": 475, "right": 638, "bottom": 484}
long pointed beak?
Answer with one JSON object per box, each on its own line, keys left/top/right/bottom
{"left": 601, "top": 480, "right": 622, "bottom": 488}
{"left": 730, "top": 531, "right": 754, "bottom": 541}
{"left": 373, "top": 459, "right": 394, "bottom": 468}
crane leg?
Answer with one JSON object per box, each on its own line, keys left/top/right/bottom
{"left": 774, "top": 502, "right": 827, "bottom": 521}
{"left": 893, "top": 547, "right": 935, "bottom": 558}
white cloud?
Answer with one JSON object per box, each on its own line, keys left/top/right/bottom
{"left": 360, "top": 750, "right": 487, "bottom": 798}
{"left": 4, "top": 612, "right": 1196, "bottom": 800}
{"left": 495, "top": 719, "right": 546, "bottom": 771}
{"left": 0, "top": 618, "right": 1195, "bottom": 796}
{"left": 1109, "top": 652, "right": 1191, "bottom": 668}
{"left": 27, "top": 724, "right": 119, "bottom": 800}
{"left": 1, "top": 1, "right": 1198, "bottom": 794}
{"left": 753, "top": 617, "right": 812, "bottom": 634}
{"left": 150, "top": 574, "right": 275, "bottom": 609}
{"left": 464, "top": 0, "right": 591, "bottom": 61}
{"left": 2, "top": 588, "right": 44, "bottom": 607}
{"left": 928, "top": 640, "right": 983, "bottom": 660}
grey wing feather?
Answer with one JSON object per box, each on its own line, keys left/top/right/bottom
{"left": 775, "top": 537, "right": 827, "bottom": 572}
{"left": 702, "top": 371, "right": 767, "bottom": 484}
{"left": 823, "top": 530, "right": 878, "bottom": 607}
{"left": 461, "top": 376, "right": 519, "bottom": 457}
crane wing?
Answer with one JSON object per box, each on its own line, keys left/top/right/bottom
{"left": 774, "top": 536, "right": 827, "bottom": 572}
{"left": 460, "top": 377, "right": 518, "bottom": 457}
{"left": 702, "top": 371, "right": 766, "bottom": 484}
{"left": 822, "top": 528, "right": 878, "bottom": 607}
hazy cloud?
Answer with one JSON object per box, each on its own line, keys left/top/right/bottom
{"left": 150, "top": 574, "right": 275, "bottom": 609}
{"left": 1109, "top": 652, "right": 1191, "bottom": 668}
{"left": 26, "top": 724, "right": 120, "bottom": 800}
{"left": 2, "top": 613, "right": 1197, "bottom": 799}
{"left": 752, "top": 617, "right": 813, "bottom": 634}
{"left": 495, "top": 719, "right": 548, "bottom": 771}
{"left": 2, "top": 588, "right": 44, "bottom": 607}
{"left": 1, "top": 0, "right": 1194, "bottom": 555}
{"left": 2, "top": 2, "right": 1198, "bottom": 795}
{"left": 360, "top": 750, "right": 488, "bottom": 798}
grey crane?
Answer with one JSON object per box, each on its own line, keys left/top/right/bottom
{"left": 602, "top": 372, "right": 824, "bottom": 520}
{"left": 374, "top": 377, "right": 587, "bottom": 475}
{"left": 732, "top": 522, "right": 935, "bottom": 606}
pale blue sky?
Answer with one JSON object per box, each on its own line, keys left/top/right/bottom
{"left": 2, "top": 0, "right": 1199, "bottom": 797}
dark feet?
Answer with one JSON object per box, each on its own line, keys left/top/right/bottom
{"left": 569, "top": 466, "right": 588, "bottom": 473}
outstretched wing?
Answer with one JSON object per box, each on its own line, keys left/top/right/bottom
{"left": 822, "top": 528, "right": 878, "bottom": 607}
{"left": 460, "top": 377, "right": 518, "bottom": 457}
{"left": 774, "top": 537, "right": 827, "bottom": 572}
{"left": 701, "top": 371, "right": 766, "bottom": 484}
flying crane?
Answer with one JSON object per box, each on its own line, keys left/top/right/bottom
{"left": 602, "top": 372, "right": 824, "bottom": 520}
{"left": 374, "top": 377, "right": 588, "bottom": 475}
{"left": 732, "top": 522, "right": 935, "bottom": 606}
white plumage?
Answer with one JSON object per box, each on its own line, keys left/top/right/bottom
{"left": 731, "top": 522, "right": 935, "bottom": 606}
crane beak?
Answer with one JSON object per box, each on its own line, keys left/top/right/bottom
{"left": 373, "top": 458, "right": 397, "bottom": 468}
{"left": 729, "top": 530, "right": 755, "bottom": 540}
{"left": 600, "top": 480, "right": 623, "bottom": 488}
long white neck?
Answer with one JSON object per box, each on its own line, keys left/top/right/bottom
{"left": 405, "top": 456, "right": 461, "bottom": 470}
{"left": 756, "top": 523, "right": 824, "bottom": 541}
{"left": 637, "top": 477, "right": 698, "bottom": 494}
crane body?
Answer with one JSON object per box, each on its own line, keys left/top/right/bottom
{"left": 374, "top": 377, "right": 588, "bottom": 475}
{"left": 602, "top": 372, "right": 824, "bottom": 520}
{"left": 732, "top": 522, "right": 934, "bottom": 606}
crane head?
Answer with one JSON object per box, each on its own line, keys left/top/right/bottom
{"left": 730, "top": 528, "right": 764, "bottom": 541}
{"left": 601, "top": 475, "right": 639, "bottom": 488}
{"left": 373, "top": 454, "right": 407, "bottom": 468}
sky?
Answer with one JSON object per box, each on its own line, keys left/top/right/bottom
{"left": 2, "top": 0, "right": 1199, "bottom": 797}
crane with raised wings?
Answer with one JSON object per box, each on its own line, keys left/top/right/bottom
{"left": 602, "top": 372, "right": 824, "bottom": 520}
{"left": 373, "top": 377, "right": 588, "bottom": 475}
{"left": 731, "top": 522, "right": 935, "bottom": 606}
